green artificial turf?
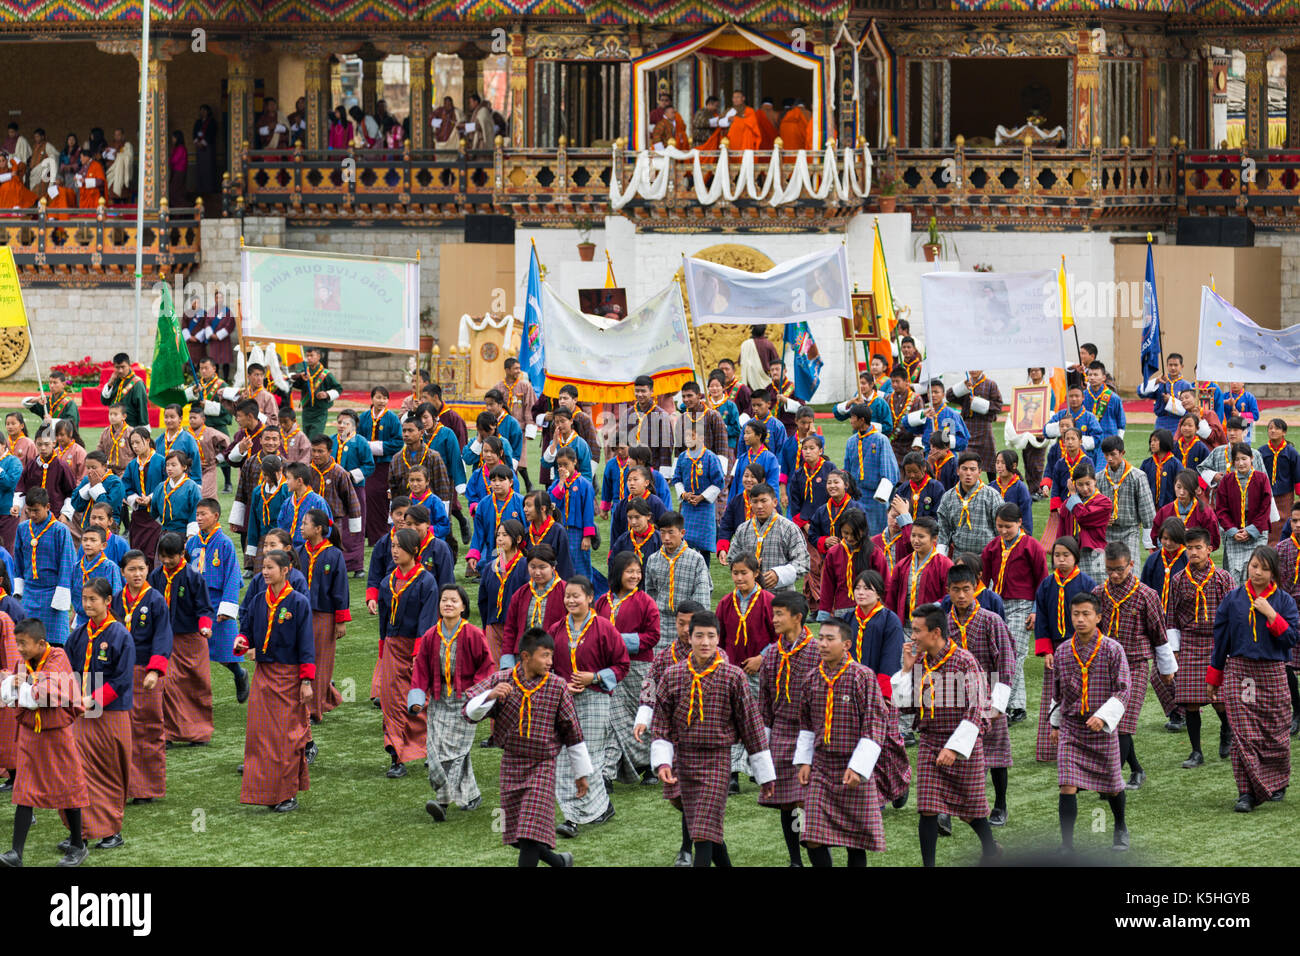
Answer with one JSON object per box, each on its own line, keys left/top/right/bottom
{"left": 8, "top": 412, "right": 1300, "bottom": 867}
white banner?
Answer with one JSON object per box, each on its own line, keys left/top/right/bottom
{"left": 539, "top": 279, "right": 695, "bottom": 400}
{"left": 1197, "top": 285, "right": 1300, "bottom": 383}
{"left": 683, "top": 246, "right": 853, "bottom": 326}
{"left": 919, "top": 270, "right": 1066, "bottom": 377}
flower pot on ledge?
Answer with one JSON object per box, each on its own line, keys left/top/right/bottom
{"left": 878, "top": 196, "right": 897, "bottom": 214}
{"left": 922, "top": 243, "right": 941, "bottom": 262}
{"left": 577, "top": 242, "right": 596, "bottom": 262}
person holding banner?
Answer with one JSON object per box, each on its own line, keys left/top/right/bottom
{"left": 947, "top": 372, "right": 1002, "bottom": 479}
{"left": 1082, "top": 363, "right": 1126, "bottom": 448}
{"left": 1137, "top": 353, "right": 1195, "bottom": 436}
{"left": 290, "top": 348, "right": 342, "bottom": 440}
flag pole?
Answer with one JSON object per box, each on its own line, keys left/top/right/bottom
{"left": 132, "top": 0, "right": 151, "bottom": 363}
{"left": 681, "top": 254, "right": 706, "bottom": 382}
{"left": 1148, "top": 232, "right": 1165, "bottom": 377}
{"left": 605, "top": 248, "right": 618, "bottom": 288}
{"left": 1062, "top": 254, "right": 1083, "bottom": 372}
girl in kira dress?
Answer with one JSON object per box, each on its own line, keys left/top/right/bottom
{"left": 803, "top": 469, "right": 866, "bottom": 609}
{"left": 728, "top": 421, "right": 781, "bottom": 503}
{"left": 377, "top": 528, "right": 439, "bottom": 779}
{"left": 818, "top": 507, "right": 888, "bottom": 622}
{"left": 476, "top": 520, "right": 529, "bottom": 665}
{"left": 148, "top": 452, "right": 201, "bottom": 541}
{"left": 1150, "top": 469, "right": 1220, "bottom": 551}
{"left": 123, "top": 427, "right": 166, "bottom": 567}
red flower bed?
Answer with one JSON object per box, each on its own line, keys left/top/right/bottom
{"left": 50, "top": 356, "right": 105, "bottom": 388}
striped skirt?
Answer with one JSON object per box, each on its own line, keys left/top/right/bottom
{"left": 380, "top": 635, "right": 427, "bottom": 764}
{"left": 501, "top": 753, "right": 557, "bottom": 849}
{"left": 759, "top": 721, "right": 808, "bottom": 807}
{"left": 876, "top": 707, "right": 912, "bottom": 803}
{"left": 426, "top": 694, "right": 479, "bottom": 807}
{"left": 1035, "top": 665, "right": 1057, "bottom": 762}
{"left": 13, "top": 722, "right": 86, "bottom": 810}
{"left": 730, "top": 670, "right": 761, "bottom": 774}
{"left": 342, "top": 495, "right": 366, "bottom": 573}
{"left": 365, "top": 462, "right": 391, "bottom": 546}
{"left": 916, "top": 731, "right": 988, "bottom": 819}
{"left": 677, "top": 745, "right": 731, "bottom": 844}
{"left": 1003, "top": 599, "right": 1034, "bottom": 712}
{"left": 240, "top": 662, "right": 311, "bottom": 806}
{"left": 310, "top": 611, "right": 343, "bottom": 722}
{"left": 1224, "top": 656, "right": 1291, "bottom": 802}
{"left": 130, "top": 665, "right": 166, "bottom": 800}
{"left": 556, "top": 689, "right": 611, "bottom": 824}
{"left": 1117, "top": 656, "right": 1149, "bottom": 736}
{"left": 163, "top": 631, "right": 214, "bottom": 743}
{"left": 604, "top": 659, "right": 650, "bottom": 781}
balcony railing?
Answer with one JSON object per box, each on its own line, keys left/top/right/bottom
{"left": 1179, "top": 149, "right": 1300, "bottom": 226}
{"left": 0, "top": 202, "right": 202, "bottom": 284}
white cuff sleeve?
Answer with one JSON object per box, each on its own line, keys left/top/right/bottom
{"left": 469, "top": 439, "right": 482, "bottom": 455}
{"left": 659, "top": 466, "right": 674, "bottom": 480}
{"left": 220, "top": 387, "right": 239, "bottom": 401}
{"left": 905, "top": 410, "right": 925, "bottom": 429}
{"left": 848, "top": 737, "right": 883, "bottom": 780}
{"left": 970, "top": 396, "right": 990, "bottom": 415}
{"left": 1196, "top": 419, "right": 1211, "bottom": 440}
{"left": 326, "top": 389, "right": 339, "bottom": 401}
{"left": 186, "top": 521, "right": 200, "bottom": 537}
{"left": 1199, "top": 468, "right": 1217, "bottom": 487}
{"left": 535, "top": 414, "right": 548, "bottom": 429}
{"left": 78, "top": 484, "right": 90, "bottom": 500}
{"left": 1095, "top": 695, "right": 1125, "bottom": 733}
{"left": 90, "top": 483, "right": 105, "bottom": 499}
{"left": 203, "top": 401, "right": 221, "bottom": 417}
{"left": 1154, "top": 642, "right": 1178, "bottom": 676}
{"left": 349, "top": 468, "right": 365, "bottom": 484}
{"left": 0, "top": 675, "right": 15, "bottom": 705}
{"left": 1117, "top": 429, "right": 1126, "bottom": 439}
{"left": 245, "top": 544, "right": 258, "bottom": 557}
{"left": 228, "top": 446, "right": 245, "bottom": 463}
{"left": 1049, "top": 698, "right": 1061, "bottom": 728}
{"left": 125, "top": 493, "right": 139, "bottom": 508}
{"left": 184, "top": 384, "right": 198, "bottom": 398}
{"left": 406, "top": 687, "right": 427, "bottom": 711}
{"left": 59, "top": 501, "right": 74, "bottom": 518}
{"left": 348, "top": 517, "right": 362, "bottom": 534}
{"left": 673, "top": 482, "right": 685, "bottom": 497}
{"left": 738, "top": 413, "right": 751, "bottom": 428}
{"left": 369, "top": 441, "right": 384, "bottom": 456}
{"left": 465, "top": 688, "right": 496, "bottom": 722}
{"left": 218, "top": 601, "right": 241, "bottom": 619}
{"left": 634, "top": 704, "right": 653, "bottom": 729}
{"left": 951, "top": 381, "right": 970, "bottom": 399}
{"left": 874, "top": 478, "right": 894, "bottom": 503}
{"left": 1165, "top": 628, "right": 1181, "bottom": 652}
{"left": 12, "top": 577, "right": 21, "bottom": 597}
{"left": 525, "top": 424, "right": 538, "bottom": 440}
{"left": 793, "top": 729, "right": 816, "bottom": 765}
{"left": 455, "top": 483, "right": 467, "bottom": 495}
{"left": 17, "top": 681, "right": 37, "bottom": 710}
{"left": 51, "top": 586, "right": 71, "bottom": 611}
{"left": 229, "top": 501, "right": 246, "bottom": 527}
{"left": 1044, "top": 421, "right": 1061, "bottom": 439}
{"left": 702, "top": 485, "right": 721, "bottom": 503}
{"left": 568, "top": 741, "right": 593, "bottom": 781}
{"left": 943, "top": 718, "right": 980, "bottom": 759}
{"left": 1164, "top": 397, "right": 1181, "bottom": 417}
{"left": 990, "top": 682, "right": 1011, "bottom": 714}
{"left": 1082, "top": 435, "right": 1095, "bottom": 451}
{"left": 749, "top": 749, "right": 777, "bottom": 785}
{"left": 650, "top": 738, "right": 674, "bottom": 770}
{"left": 541, "top": 446, "right": 556, "bottom": 464}
{"left": 773, "top": 565, "right": 799, "bottom": 589}
{"left": 836, "top": 401, "right": 851, "bottom": 415}
{"left": 890, "top": 669, "right": 914, "bottom": 708}
{"left": 935, "top": 542, "right": 949, "bottom": 556}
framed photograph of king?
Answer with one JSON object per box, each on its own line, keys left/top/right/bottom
{"left": 1011, "top": 384, "right": 1050, "bottom": 435}
{"left": 842, "top": 292, "right": 882, "bottom": 342}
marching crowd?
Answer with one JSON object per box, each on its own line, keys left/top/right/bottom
{"left": 0, "top": 330, "right": 1296, "bottom": 870}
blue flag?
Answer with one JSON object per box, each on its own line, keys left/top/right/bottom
{"left": 520, "top": 245, "right": 546, "bottom": 394}
{"left": 1140, "top": 243, "right": 1161, "bottom": 382}
{"left": 783, "top": 321, "right": 822, "bottom": 401}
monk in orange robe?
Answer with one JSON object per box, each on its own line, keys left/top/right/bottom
{"left": 77, "top": 154, "right": 106, "bottom": 210}
{"left": 44, "top": 182, "right": 77, "bottom": 221}
{"left": 778, "top": 99, "right": 811, "bottom": 151}
{"left": 0, "top": 155, "right": 35, "bottom": 210}
{"left": 704, "top": 91, "right": 763, "bottom": 152}
{"left": 757, "top": 98, "right": 778, "bottom": 150}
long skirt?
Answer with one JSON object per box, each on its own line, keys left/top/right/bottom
{"left": 60, "top": 712, "right": 130, "bottom": 839}
{"left": 1117, "top": 656, "right": 1149, "bottom": 736}
{"left": 0, "top": 703, "right": 14, "bottom": 772}
{"left": 1023, "top": 443, "right": 1046, "bottom": 489}
{"left": 130, "top": 665, "right": 167, "bottom": 799}
{"left": 1271, "top": 491, "right": 1293, "bottom": 545}
{"left": 342, "top": 494, "right": 366, "bottom": 573}
{"left": 801, "top": 749, "right": 885, "bottom": 851}
{"left": 1175, "top": 633, "right": 1214, "bottom": 706}
{"left": 127, "top": 508, "right": 161, "bottom": 570}
{"left": 556, "top": 689, "right": 610, "bottom": 824}
{"left": 370, "top": 654, "right": 382, "bottom": 700}
{"left": 310, "top": 612, "right": 343, "bottom": 721}
{"left": 730, "top": 670, "right": 761, "bottom": 774}
{"left": 1150, "top": 664, "right": 1178, "bottom": 716}
{"left": 567, "top": 528, "right": 592, "bottom": 579}
{"left": 1035, "top": 664, "right": 1057, "bottom": 762}
{"left": 983, "top": 712, "right": 1012, "bottom": 769}
{"left": 603, "top": 659, "right": 650, "bottom": 781}
{"left": 804, "top": 546, "right": 824, "bottom": 609}
{"left": 365, "top": 462, "right": 391, "bottom": 546}
{"left": 14, "top": 722, "right": 87, "bottom": 810}
{"left": 240, "top": 662, "right": 311, "bottom": 806}
{"left": 426, "top": 694, "right": 480, "bottom": 807}
{"left": 380, "top": 635, "right": 427, "bottom": 763}
{"left": 916, "top": 731, "right": 988, "bottom": 819}
{"left": 758, "top": 722, "right": 807, "bottom": 807}
{"left": 501, "top": 753, "right": 557, "bottom": 848}
{"left": 485, "top": 623, "right": 504, "bottom": 665}
{"left": 1057, "top": 715, "right": 1123, "bottom": 794}
{"left": 876, "top": 708, "right": 911, "bottom": 803}
{"left": 1004, "top": 599, "right": 1034, "bottom": 712}
{"left": 676, "top": 745, "right": 730, "bottom": 844}
{"left": 1223, "top": 656, "right": 1290, "bottom": 802}
{"left": 1225, "top": 531, "right": 1265, "bottom": 584}
{"left": 0, "top": 513, "right": 16, "bottom": 553}
{"left": 200, "top": 465, "right": 219, "bottom": 500}
{"left": 163, "top": 630, "right": 214, "bottom": 743}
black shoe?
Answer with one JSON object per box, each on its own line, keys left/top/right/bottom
{"left": 0, "top": 777, "right": 12, "bottom": 792}
{"left": 592, "top": 803, "right": 615, "bottom": 825}
{"left": 305, "top": 741, "right": 318, "bottom": 766}
{"left": 130, "top": 797, "right": 155, "bottom": 805}
{"left": 478, "top": 738, "right": 499, "bottom": 749}
{"left": 1270, "top": 787, "right": 1287, "bottom": 802}
{"left": 222, "top": 484, "right": 234, "bottom": 495}
{"left": 728, "top": 773, "right": 740, "bottom": 795}
{"left": 56, "top": 844, "right": 88, "bottom": 867}
{"left": 891, "top": 786, "right": 909, "bottom": 810}
{"left": 309, "top": 715, "right": 322, "bottom": 726}
{"left": 95, "top": 834, "right": 124, "bottom": 850}
{"left": 556, "top": 819, "right": 578, "bottom": 839}
{"left": 1219, "top": 726, "right": 1233, "bottom": 759}
{"left": 1164, "top": 714, "right": 1186, "bottom": 732}
{"left": 640, "top": 770, "right": 658, "bottom": 786}
{"left": 673, "top": 850, "right": 693, "bottom": 867}
{"left": 0, "top": 849, "right": 19, "bottom": 867}
{"left": 386, "top": 762, "right": 407, "bottom": 779}
{"left": 165, "top": 740, "right": 178, "bottom": 750}
{"left": 237, "top": 764, "right": 244, "bottom": 775}
{"left": 989, "top": 807, "right": 1008, "bottom": 827}
{"left": 902, "top": 731, "right": 916, "bottom": 748}
{"left": 937, "top": 813, "right": 952, "bottom": 837}
{"left": 1181, "top": 751, "right": 1204, "bottom": 768}
{"left": 1291, "top": 715, "right": 1299, "bottom": 737}
{"left": 1126, "top": 770, "right": 1146, "bottom": 790}
{"left": 556, "top": 851, "right": 575, "bottom": 867}
{"left": 1112, "top": 827, "right": 1131, "bottom": 852}
{"left": 56, "top": 838, "right": 73, "bottom": 853}
{"left": 425, "top": 800, "right": 447, "bottom": 822}
{"left": 1234, "top": 793, "right": 1255, "bottom": 813}
{"left": 271, "top": 798, "right": 298, "bottom": 812}
{"left": 461, "top": 796, "right": 482, "bottom": 812}
{"left": 372, "top": 697, "right": 382, "bottom": 709}
{"left": 1007, "top": 709, "right": 1028, "bottom": 724}
{"left": 233, "top": 666, "right": 250, "bottom": 704}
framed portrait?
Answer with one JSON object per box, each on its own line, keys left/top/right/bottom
{"left": 841, "top": 293, "right": 881, "bottom": 342}
{"left": 1011, "top": 384, "right": 1050, "bottom": 435}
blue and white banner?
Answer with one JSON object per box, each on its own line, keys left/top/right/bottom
{"left": 1197, "top": 286, "right": 1300, "bottom": 383}
{"left": 1140, "top": 243, "right": 1162, "bottom": 382}
{"left": 519, "top": 245, "right": 546, "bottom": 394}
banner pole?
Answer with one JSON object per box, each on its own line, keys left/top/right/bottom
{"left": 681, "top": 254, "right": 706, "bottom": 383}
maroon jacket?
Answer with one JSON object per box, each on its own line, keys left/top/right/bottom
{"left": 17, "top": 454, "right": 75, "bottom": 515}
{"left": 549, "top": 614, "right": 631, "bottom": 693}
{"left": 595, "top": 588, "right": 660, "bottom": 664}
{"left": 1214, "top": 470, "right": 1273, "bottom": 536}
{"left": 980, "top": 533, "right": 1048, "bottom": 602}
{"left": 715, "top": 588, "right": 778, "bottom": 665}
{"left": 412, "top": 620, "right": 496, "bottom": 700}
{"left": 820, "top": 543, "right": 890, "bottom": 616}
{"left": 501, "top": 578, "right": 567, "bottom": 659}
{"left": 886, "top": 550, "right": 953, "bottom": 621}
{"left": 1060, "top": 492, "right": 1111, "bottom": 552}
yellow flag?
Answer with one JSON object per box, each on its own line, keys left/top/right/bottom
{"left": 276, "top": 343, "right": 304, "bottom": 367}
{"left": 1058, "top": 256, "right": 1074, "bottom": 331}
{"left": 871, "top": 222, "right": 896, "bottom": 337}
{"left": 0, "top": 247, "right": 29, "bottom": 328}
{"left": 604, "top": 250, "right": 617, "bottom": 289}
{"left": 1049, "top": 368, "right": 1068, "bottom": 410}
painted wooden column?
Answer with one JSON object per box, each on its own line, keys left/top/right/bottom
{"left": 509, "top": 32, "right": 528, "bottom": 147}
{"left": 362, "top": 56, "right": 385, "bottom": 115}
{"left": 1074, "top": 31, "right": 1102, "bottom": 149}
{"left": 142, "top": 56, "right": 169, "bottom": 208}
{"left": 1244, "top": 48, "right": 1267, "bottom": 150}
{"left": 1142, "top": 52, "right": 1161, "bottom": 146}
{"left": 408, "top": 53, "right": 432, "bottom": 149}
{"left": 303, "top": 54, "right": 331, "bottom": 150}
{"left": 226, "top": 50, "right": 255, "bottom": 185}
{"left": 1287, "top": 51, "right": 1300, "bottom": 148}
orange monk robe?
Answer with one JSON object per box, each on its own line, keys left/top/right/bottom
{"left": 778, "top": 108, "right": 810, "bottom": 151}
{"left": 45, "top": 185, "right": 77, "bottom": 221}
{"left": 756, "top": 107, "right": 777, "bottom": 150}
{"left": 78, "top": 160, "right": 106, "bottom": 210}
{"left": 0, "top": 158, "right": 35, "bottom": 210}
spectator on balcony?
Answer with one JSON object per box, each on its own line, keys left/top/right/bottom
{"left": 757, "top": 97, "right": 778, "bottom": 150}
{"left": 254, "top": 97, "right": 289, "bottom": 150}
{"left": 75, "top": 149, "right": 106, "bottom": 211}
{"left": 288, "top": 97, "right": 307, "bottom": 147}
{"left": 383, "top": 114, "right": 405, "bottom": 151}
{"left": 0, "top": 152, "right": 35, "bottom": 210}
{"left": 692, "top": 96, "right": 721, "bottom": 146}
{"left": 649, "top": 90, "right": 673, "bottom": 128}
{"left": 779, "top": 98, "right": 810, "bottom": 152}
{"left": 1, "top": 124, "right": 30, "bottom": 167}
{"left": 463, "top": 93, "right": 495, "bottom": 151}
{"left": 348, "top": 106, "right": 379, "bottom": 149}
{"left": 168, "top": 131, "right": 189, "bottom": 209}
{"left": 699, "top": 90, "right": 762, "bottom": 153}
{"left": 432, "top": 96, "right": 460, "bottom": 150}
{"left": 650, "top": 107, "right": 688, "bottom": 153}
{"left": 86, "top": 127, "right": 107, "bottom": 159}
{"left": 57, "top": 133, "right": 81, "bottom": 187}
{"left": 24, "top": 129, "right": 58, "bottom": 192}
{"left": 104, "top": 128, "right": 134, "bottom": 204}
{"left": 193, "top": 106, "right": 219, "bottom": 202}
{"left": 328, "top": 105, "right": 353, "bottom": 150}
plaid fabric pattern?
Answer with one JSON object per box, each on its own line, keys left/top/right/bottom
{"left": 644, "top": 545, "right": 713, "bottom": 647}
{"left": 1098, "top": 464, "right": 1156, "bottom": 547}
{"left": 1003, "top": 598, "right": 1034, "bottom": 711}
{"left": 1079, "top": 548, "right": 1105, "bottom": 582}
{"left": 640, "top": 638, "right": 690, "bottom": 799}
{"left": 1051, "top": 635, "right": 1129, "bottom": 793}
{"left": 902, "top": 645, "right": 990, "bottom": 817}
{"left": 676, "top": 408, "right": 730, "bottom": 460}
{"left": 650, "top": 658, "right": 769, "bottom": 843}
{"left": 1149, "top": 662, "right": 1178, "bottom": 717}
{"left": 1035, "top": 666, "right": 1057, "bottom": 762}
{"left": 556, "top": 689, "right": 611, "bottom": 823}
{"left": 888, "top": 390, "right": 923, "bottom": 470}
{"left": 308, "top": 462, "right": 363, "bottom": 524}
{"left": 936, "top": 484, "right": 1004, "bottom": 557}
{"left": 1092, "top": 577, "right": 1167, "bottom": 734}
{"left": 426, "top": 693, "right": 480, "bottom": 807}
{"left": 605, "top": 659, "right": 651, "bottom": 781}
{"left": 731, "top": 670, "right": 762, "bottom": 774}
{"left": 1275, "top": 540, "right": 1300, "bottom": 665}
{"left": 1204, "top": 444, "right": 1265, "bottom": 479}
{"left": 758, "top": 634, "right": 820, "bottom": 806}
{"left": 949, "top": 606, "right": 1015, "bottom": 768}
{"left": 1223, "top": 656, "right": 1291, "bottom": 802}
{"left": 950, "top": 377, "right": 1002, "bottom": 472}
{"left": 1023, "top": 442, "right": 1047, "bottom": 489}
{"left": 675, "top": 451, "right": 724, "bottom": 552}
{"left": 730, "top": 515, "right": 810, "bottom": 582}
{"left": 1224, "top": 530, "right": 1266, "bottom": 584}
{"left": 390, "top": 444, "right": 454, "bottom": 504}
{"left": 798, "top": 662, "right": 888, "bottom": 851}
{"left": 464, "top": 668, "right": 584, "bottom": 849}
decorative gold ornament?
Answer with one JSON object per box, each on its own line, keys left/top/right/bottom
{"left": 0, "top": 326, "right": 30, "bottom": 381}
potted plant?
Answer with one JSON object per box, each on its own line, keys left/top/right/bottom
{"left": 419, "top": 306, "right": 436, "bottom": 353}
{"left": 574, "top": 218, "right": 597, "bottom": 261}
{"left": 922, "top": 216, "right": 943, "bottom": 262}
{"left": 877, "top": 176, "right": 898, "bottom": 214}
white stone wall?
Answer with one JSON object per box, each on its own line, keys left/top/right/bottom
{"left": 1252, "top": 233, "right": 1300, "bottom": 331}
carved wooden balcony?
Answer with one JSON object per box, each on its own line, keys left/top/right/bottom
{"left": 1179, "top": 149, "right": 1300, "bottom": 228}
